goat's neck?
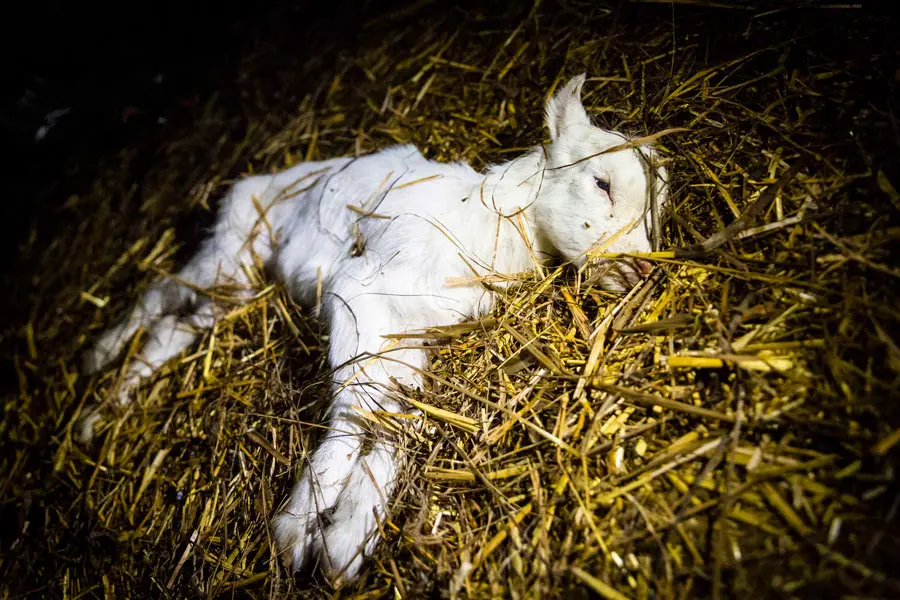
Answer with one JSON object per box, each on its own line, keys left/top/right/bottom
{"left": 481, "top": 147, "right": 546, "bottom": 216}
{"left": 479, "top": 147, "right": 554, "bottom": 266}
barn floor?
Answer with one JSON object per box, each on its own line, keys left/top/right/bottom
{"left": 2, "top": 1, "right": 900, "bottom": 598}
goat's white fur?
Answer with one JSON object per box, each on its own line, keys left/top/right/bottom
{"left": 80, "top": 74, "right": 668, "bottom": 583}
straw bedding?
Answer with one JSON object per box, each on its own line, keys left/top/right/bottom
{"left": 2, "top": 1, "right": 899, "bottom": 598}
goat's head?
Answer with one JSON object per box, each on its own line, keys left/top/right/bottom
{"left": 533, "top": 74, "right": 669, "bottom": 291}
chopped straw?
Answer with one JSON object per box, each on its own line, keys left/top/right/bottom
{"left": 2, "top": 1, "right": 899, "bottom": 598}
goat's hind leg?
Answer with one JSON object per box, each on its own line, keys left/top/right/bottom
{"left": 83, "top": 171, "right": 280, "bottom": 376}
{"left": 79, "top": 239, "right": 263, "bottom": 441}
{"left": 78, "top": 174, "right": 281, "bottom": 442}
{"left": 81, "top": 276, "right": 188, "bottom": 375}
{"left": 106, "top": 301, "right": 219, "bottom": 398}
{"left": 76, "top": 302, "right": 219, "bottom": 442}
{"left": 77, "top": 268, "right": 201, "bottom": 442}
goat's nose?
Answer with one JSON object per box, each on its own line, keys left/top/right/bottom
{"left": 635, "top": 259, "right": 653, "bottom": 276}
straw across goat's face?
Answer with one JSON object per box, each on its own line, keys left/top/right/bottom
{"left": 535, "top": 74, "right": 667, "bottom": 289}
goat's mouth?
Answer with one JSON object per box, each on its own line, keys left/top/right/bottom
{"left": 582, "top": 257, "right": 652, "bottom": 292}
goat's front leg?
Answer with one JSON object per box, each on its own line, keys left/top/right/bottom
{"left": 271, "top": 292, "right": 431, "bottom": 583}
{"left": 270, "top": 402, "right": 368, "bottom": 576}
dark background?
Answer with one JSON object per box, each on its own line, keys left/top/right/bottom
{"left": 2, "top": 0, "right": 376, "bottom": 274}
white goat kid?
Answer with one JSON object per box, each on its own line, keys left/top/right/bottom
{"left": 80, "top": 73, "right": 668, "bottom": 582}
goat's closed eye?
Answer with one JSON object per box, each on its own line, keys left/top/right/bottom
{"left": 594, "top": 177, "right": 612, "bottom": 201}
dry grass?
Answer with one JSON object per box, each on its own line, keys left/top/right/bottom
{"left": 2, "top": 1, "right": 900, "bottom": 598}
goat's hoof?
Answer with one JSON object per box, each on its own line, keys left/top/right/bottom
{"left": 81, "top": 343, "right": 115, "bottom": 376}
{"left": 75, "top": 403, "right": 103, "bottom": 444}
{"left": 315, "top": 515, "right": 375, "bottom": 584}
{"left": 271, "top": 511, "right": 316, "bottom": 573}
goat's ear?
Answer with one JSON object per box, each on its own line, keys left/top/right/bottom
{"left": 545, "top": 73, "right": 590, "bottom": 141}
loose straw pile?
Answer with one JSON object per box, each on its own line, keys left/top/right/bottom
{"left": 2, "top": 1, "right": 899, "bottom": 598}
